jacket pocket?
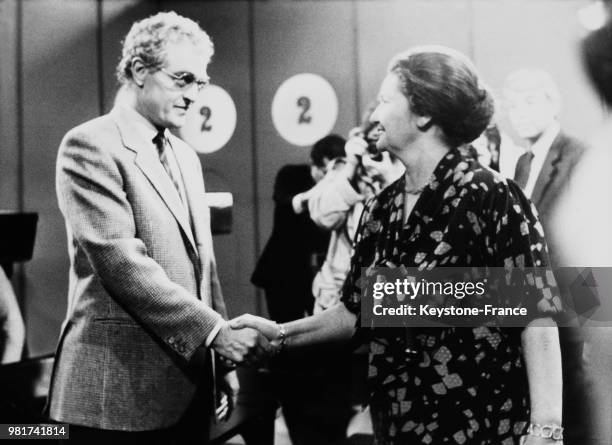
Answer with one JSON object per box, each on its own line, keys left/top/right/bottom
{"left": 92, "top": 317, "right": 139, "bottom": 327}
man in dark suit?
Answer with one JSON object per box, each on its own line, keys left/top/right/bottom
{"left": 251, "top": 163, "right": 329, "bottom": 322}
{"left": 504, "top": 68, "right": 588, "bottom": 445}
{"left": 50, "top": 12, "right": 269, "bottom": 443}
{"left": 252, "top": 136, "right": 345, "bottom": 322}
{"left": 505, "top": 69, "right": 586, "bottom": 249}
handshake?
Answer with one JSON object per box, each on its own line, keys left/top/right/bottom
{"left": 211, "top": 314, "right": 286, "bottom": 365}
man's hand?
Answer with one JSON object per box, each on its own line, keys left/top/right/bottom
{"left": 215, "top": 370, "right": 239, "bottom": 422}
{"left": 342, "top": 133, "right": 368, "bottom": 183}
{"left": 212, "top": 323, "right": 271, "bottom": 365}
{"left": 291, "top": 191, "right": 310, "bottom": 214}
{"left": 229, "top": 314, "right": 280, "bottom": 341}
{"left": 344, "top": 136, "right": 368, "bottom": 160}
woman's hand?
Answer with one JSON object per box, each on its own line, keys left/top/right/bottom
{"left": 229, "top": 314, "right": 280, "bottom": 341}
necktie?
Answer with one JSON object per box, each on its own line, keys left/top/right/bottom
{"left": 513, "top": 150, "right": 535, "bottom": 189}
{"left": 153, "top": 130, "right": 184, "bottom": 202}
{"left": 153, "top": 130, "right": 199, "bottom": 261}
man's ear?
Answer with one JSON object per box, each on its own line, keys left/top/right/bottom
{"left": 130, "top": 57, "right": 148, "bottom": 87}
{"left": 416, "top": 115, "right": 434, "bottom": 132}
{"left": 549, "top": 96, "right": 562, "bottom": 120}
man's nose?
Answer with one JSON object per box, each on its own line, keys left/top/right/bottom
{"left": 182, "top": 84, "right": 199, "bottom": 103}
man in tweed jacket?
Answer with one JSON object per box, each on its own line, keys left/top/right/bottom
{"left": 49, "top": 12, "right": 268, "bottom": 442}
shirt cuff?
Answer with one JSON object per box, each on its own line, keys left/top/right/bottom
{"left": 205, "top": 319, "right": 228, "bottom": 347}
{"left": 292, "top": 193, "right": 307, "bottom": 214}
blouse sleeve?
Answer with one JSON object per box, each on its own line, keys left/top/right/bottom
{"left": 483, "top": 178, "right": 563, "bottom": 320}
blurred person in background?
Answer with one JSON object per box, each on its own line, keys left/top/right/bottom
{"left": 277, "top": 117, "right": 403, "bottom": 443}
{"left": 553, "top": 13, "right": 612, "bottom": 445}
{"left": 0, "top": 267, "right": 25, "bottom": 364}
{"left": 470, "top": 121, "right": 525, "bottom": 178}
{"left": 251, "top": 136, "right": 341, "bottom": 323}
{"left": 503, "top": 68, "right": 587, "bottom": 266}
{"left": 504, "top": 68, "right": 589, "bottom": 445}
{"left": 252, "top": 135, "right": 350, "bottom": 445}
{"left": 305, "top": 107, "right": 404, "bottom": 314}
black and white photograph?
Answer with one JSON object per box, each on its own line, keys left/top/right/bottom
{"left": 1, "top": 0, "right": 612, "bottom": 444}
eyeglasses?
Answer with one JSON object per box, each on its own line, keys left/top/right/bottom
{"left": 159, "top": 68, "right": 209, "bottom": 91}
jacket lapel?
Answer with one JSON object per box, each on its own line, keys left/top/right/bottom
{"left": 110, "top": 107, "right": 198, "bottom": 254}
{"left": 170, "top": 136, "right": 213, "bottom": 303}
{"left": 530, "top": 133, "right": 565, "bottom": 206}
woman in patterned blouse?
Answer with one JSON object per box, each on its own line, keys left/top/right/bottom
{"left": 234, "top": 46, "right": 563, "bottom": 445}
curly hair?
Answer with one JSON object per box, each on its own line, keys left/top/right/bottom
{"left": 116, "top": 11, "right": 214, "bottom": 84}
{"left": 388, "top": 46, "right": 494, "bottom": 148}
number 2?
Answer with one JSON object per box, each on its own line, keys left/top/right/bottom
{"left": 297, "top": 96, "right": 312, "bottom": 124}
{"left": 200, "top": 106, "right": 212, "bottom": 132}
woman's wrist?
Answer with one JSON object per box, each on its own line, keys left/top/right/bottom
{"left": 271, "top": 323, "right": 287, "bottom": 355}
{"left": 523, "top": 422, "right": 564, "bottom": 442}
{"left": 344, "top": 154, "right": 359, "bottom": 173}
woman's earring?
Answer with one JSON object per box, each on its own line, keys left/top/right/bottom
{"left": 416, "top": 116, "right": 434, "bottom": 132}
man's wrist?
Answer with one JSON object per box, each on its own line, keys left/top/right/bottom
{"left": 207, "top": 319, "right": 229, "bottom": 347}
{"left": 291, "top": 193, "right": 307, "bottom": 214}
{"left": 345, "top": 153, "right": 360, "bottom": 165}
{"left": 343, "top": 155, "right": 359, "bottom": 178}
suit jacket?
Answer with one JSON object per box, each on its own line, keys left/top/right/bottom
{"left": 525, "top": 131, "right": 588, "bottom": 445}
{"left": 49, "top": 106, "right": 228, "bottom": 430}
{"left": 251, "top": 164, "right": 329, "bottom": 321}
{"left": 528, "top": 132, "right": 586, "bottom": 264}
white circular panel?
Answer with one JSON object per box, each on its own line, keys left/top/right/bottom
{"left": 271, "top": 73, "right": 338, "bottom": 147}
{"left": 180, "top": 84, "right": 237, "bottom": 153}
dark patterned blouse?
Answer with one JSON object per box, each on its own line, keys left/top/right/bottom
{"left": 341, "top": 148, "right": 562, "bottom": 445}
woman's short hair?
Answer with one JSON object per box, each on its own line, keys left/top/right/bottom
{"left": 388, "top": 45, "right": 494, "bottom": 148}
{"left": 116, "top": 11, "right": 214, "bottom": 84}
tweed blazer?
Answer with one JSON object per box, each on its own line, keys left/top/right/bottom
{"left": 48, "top": 106, "right": 228, "bottom": 430}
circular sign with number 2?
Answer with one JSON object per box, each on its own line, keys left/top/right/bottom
{"left": 180, "top": 84, "right": 237, "bottom": 153}
{"left": 271, "top": 73, "right": 338, "bottom": 147}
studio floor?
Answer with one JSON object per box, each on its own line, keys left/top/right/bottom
{"left": 228, "top": 406, "right": 373, "bottom": 445}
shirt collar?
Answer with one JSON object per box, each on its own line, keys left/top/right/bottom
{"left": 118, "top": 105, "right": 168, "bottom": 145}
